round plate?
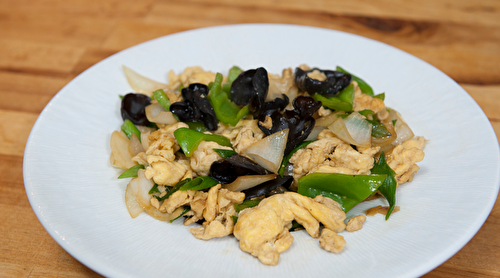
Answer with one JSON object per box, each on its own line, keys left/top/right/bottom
{"left": 23, "top": 24, "right": 500, "bottom": 278}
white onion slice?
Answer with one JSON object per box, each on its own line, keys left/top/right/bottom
{"left": 305, "top": 125, "right": 324, "bottom": 141}
{"left": 241, "top": 129, "right": 289, "bottom": 173}
{"left": 315, "top": 111, "right": 346, "bottom": 127}
{"left": 110, "top": 131, "right": 135, "bottom": 169}
{"left": 222, "top": 174, "right": 277, "bottom": 192}
{"left": 129, "top": 133, "right": 145, "bottom": 156}
{"left": 125, "top": 179, "right": 144, "bottom": 218}
{"left": 141, "top": 132, "right": 150, "bottom": 151}
{"left": 133, "top": 170, "right": 153, "bottom": 210}
{"left": 144, "top": 206, "right": 184, "bottom": 222}
{"left": 327, "top": 112, "right": 371, "bottom": 147}
{"left": 145, "top": 103, "right": 178, "bottom": 125}
{"left": 123, "top": 65, "right": 168, "bottom": 95}
{"left": 389, "top": 109, "right": 414, "bottom": 145}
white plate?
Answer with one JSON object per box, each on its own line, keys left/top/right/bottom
{"left": 23, "top": 24, "right": 500, "bottom": 278}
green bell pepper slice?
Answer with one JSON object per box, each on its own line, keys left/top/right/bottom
{"left": 121, "top": 119, "right": 141, "bottom": 143}
{"left": 208, "top": 72, "right": 249, "bottom": 126}
{"left": 371, "top": 152, "right": 397, "bottom": 220}
{"left": 297, "top": 172, "right": 386, "bottom": 212}
{"left": 336, "top": 66, "right": 374, "bottom": 97}
{"left": 311, "top": 83, "right": 354, "bottom": 112}
{"left": 179, "top": 176, "right": 219, "bottom": 191}
{"left": 174, "top": 127, "right": 232, "bottom": 157}
{"left": 118, "top": 164, "right": 145, "bottom": 179}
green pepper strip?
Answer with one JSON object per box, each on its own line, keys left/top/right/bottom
{"left": 311, "top": 84, "right": 354, "bottom": 112}
{"left": 336, "top": 66, "right": 374, "bottom": 97}
{"left": 169, "top": 206, "right": 191, "bottom": 223}
{"left": 367, "top": 119, "right": 390, "bottom": 138}
{"left": 213, "top": 148, "right": 237, "bottom": 158}
{"left": 278, "top": 140, "right": 315, "bottom": 177}
{"left": 118, "top": 164, "right": 145, "bottom": 179}
{"left": 156, "top": 178, "right": 191, "bottom": 201}
{"left": 148, "top": 183, "right": 160, "bottom": 194}
{"left": 187, "top": 121, "right": 208, "bottom": 132}
{"left": 370, "top": 152, "right": 397, "bottom": 220}
{"left": 174, "top": 127, "right": 232, "bottom": 157}
{"left": 152, "top": 89, "right": 172, "bottom": 111}
{"left": 121, "top": 119, "right": 141, "bottom": 143}
{"left": 208, "top": 72, "right": 249, "bottom": 126}
{"left": 222, "top": 66, "right": 243, "bottom": 96}
{"left": 234, "top": 199, "right": 262, "bottom": 212}
{"left": 374, "top": 92, "right": 385, "bottom": 101}
{"left": 297, "top": 173, "right": 386, "bottom": 212}
{"left": 179, "top": 176, "right": 219, "bottom": 191}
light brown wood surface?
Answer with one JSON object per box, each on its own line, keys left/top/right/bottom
{"left": 1, "top": 0, "right": 499, "bottom": 277}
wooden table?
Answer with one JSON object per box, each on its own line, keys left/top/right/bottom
{"left": 1, "top": 0, "right": 499, "bottom": 277}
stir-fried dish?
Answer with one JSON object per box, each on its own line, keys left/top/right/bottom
{"left": 110, "top": 65, "right": 426, "bottom": 265}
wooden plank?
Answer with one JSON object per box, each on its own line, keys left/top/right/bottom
{"left": 181, "top": 0, "right": 500, "bottom": 28}
{"left": 0, "top": 39, "right": 85, "bottom": 74}
{"left": 0, "top": 110, "right": 38, "bottom": 157}
{"left": 102, "top": 20, "right": 188, "bottom": 51}
{"left": 0, "top": 204, "right": 101, "bottom": 277}
{"left": 146, "top": 1, "right": 500, "bottom": 84}
{"left": 462, "top": 85, "right": 500, "bottom": 120}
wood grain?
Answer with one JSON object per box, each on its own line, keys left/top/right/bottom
{"left": 0, "top": 0, "right": 499, "bottom": 277}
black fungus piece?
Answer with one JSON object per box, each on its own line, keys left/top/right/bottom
{"left": 258, "top": 96, "right": 322, "bottom": 155}
{"left": 257, "top": 94, "right": 289, "bottom": 116}
{"left": 242, "top": 176, "right": 293, "bottom": 200}
{"left": 209, "top": 154, "right": 271, "bottom": 184}
{"left": 170, "top": 83, "right": 218, "bottom": 131}
{"left": 231, "top": 67, "right": 269, "bottom": 108}
{"left": 294, "top": 67, "right": 352, "bottom": 97}
{"left": 121, "top": 93, "right": 151, "bottom": 126}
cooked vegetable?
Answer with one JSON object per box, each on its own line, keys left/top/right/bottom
{"left": 242, "top": 175, "right": 293, "bottom": 200}
{"left": 118, "top": 164, "right": 145, "bottom": 179}
{"left": 222, "top": 66, "right": 243, "bottom": 95}
{"left": 297, "top": 173, "right": 386, "bottom": 212}
{"left": 294, "top": 67, "right": 352, "bottom": 97}
{"left": 258, "top": 96, "right": 321, "bottom": 154}
{"left": 222, "top": 174, "right": 277, "bottom": 192}
{"left": 336, "top": 66, "right": 374, "bottom": 96}
{"left": 210, "top": 154, "right": 270, "bottom": 184}
{"left": 152, "top": 89, "right": 173, "bottom": 111}
{"left": 234, "top": 199, "right": 262, "bottom": 212}
{"left": 170, "top": 83, "right": 218, "bottom": 131}
{"left": 179, "top": 176, "right": 219, "bottom": 191}
{"left": 145, "top": 103, "right": 178, "bottom": 125}
{"left": 327, "top": 111, "right": 372, "bottom": 147}
{"left": 311, "top": 83, "right": 354, "bottom": 112}
{"left": 230, "top": 67, "right": 269, "bottom": 107}
{"left": 121, "top": 93, "right": 151, "bottom": 126}
{"left": 121, "top": 119, "right": 142, "bottom": 143}
{"left": 278, "top": 140, "right": 314, "bottom": 177}
{"left": 371, "top": 152, "right": 397, "bottom": 220}
{"left": 173, "top": 127, "right": 232, "bottom": 157}
{"left": 213, "top": 148, "right": 237, "bottom": 158}
{"left": 208, "top": 72, "right": 250, "bottom": 126}
{"left": 122, "top": 65, "right": 168, "bottom": 95}
{"left": 241, "top": 129, "right": 289, "bottom": 173}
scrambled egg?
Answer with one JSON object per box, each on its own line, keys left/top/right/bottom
{"left": 233, "top": 192, "right": 346, "bottom": 265}
{"left": 216, "top": 119, "right": 265, "bottom": 153}
{"left": 387, "top": 136, "right": 426, "bottom": 185}
{"left": 289, "top": 130, "right": 376, "bottom": 184}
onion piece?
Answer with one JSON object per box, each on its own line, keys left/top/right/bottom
{"left": 222, "top": 174, "right": 277, "bottom": 192}
{"left": 315, "top": 111, "right": 347, "bottom": 127}
{"left": 327, "top": 112, "right": 371, "bottom": 147}
{"left": 129, "top": 133, "right": 145, "bottom": 156}
{"left": 145, "top": 103, "right": 178, "bottom": 125}
{"left": 125, "top": 179, "right": 144, "bottom": 218}
{"left": 241, "top": 129, "right": 289, "bottom": 173}
{"left": 141, "top": 131, "right": 150, "bottom": 151}
{"left": 305, "top": 125, "right": 324, "bottom": 141}
{"left": 144, "top": 206, "right": 185, "bottom": 222}
{"left": 123, "top": 65, "right": 168, "bottom": 95}
{"left": 133, "top": 169, "right": 154, "bottom": 210}
{"left": 389, "top": 109, "right": 414, "bottom": 145}
{"left": 110, "top": 131, "right": 135, "bottom": 169}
